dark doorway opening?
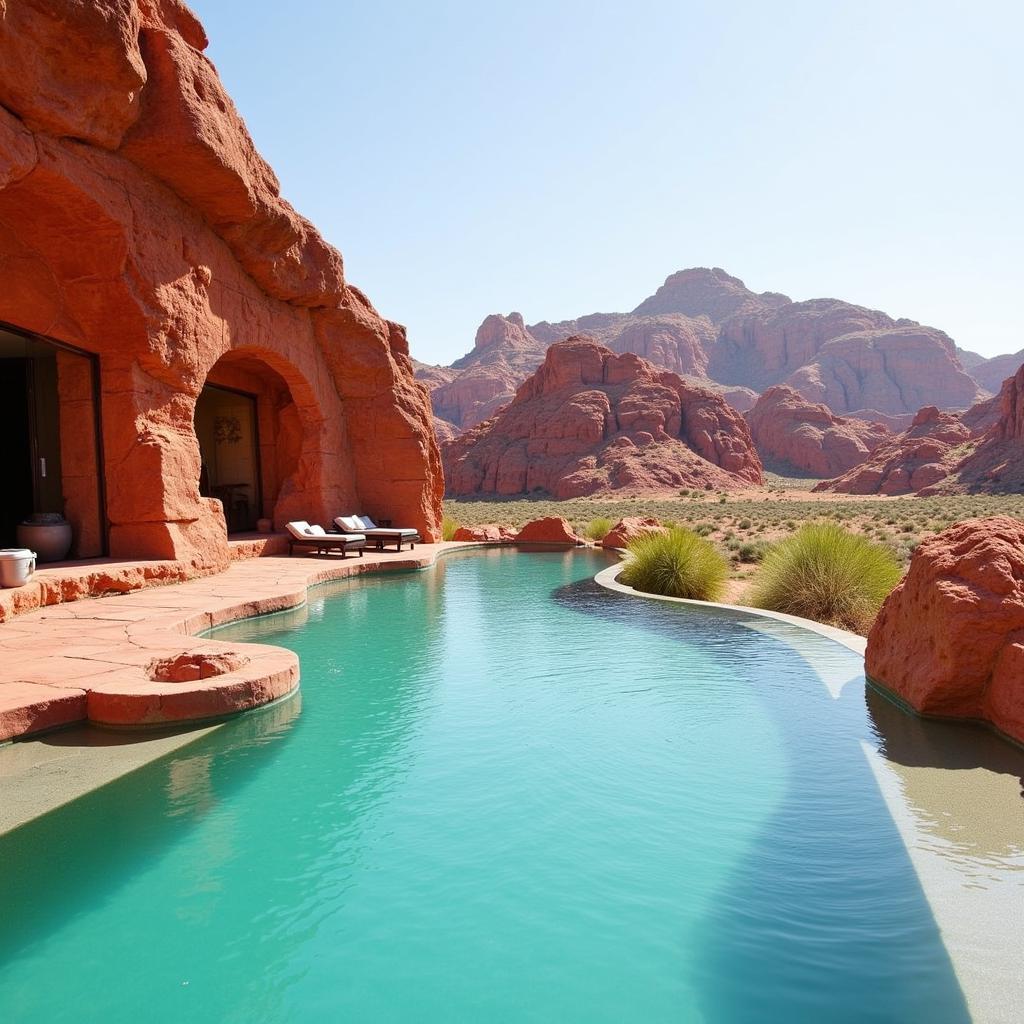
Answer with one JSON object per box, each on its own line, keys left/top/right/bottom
{"left": 195, "top": 384, "right": 262, "bottom": 533}
{"left": 0, "top": 325, "right": 105, "bottom": 556}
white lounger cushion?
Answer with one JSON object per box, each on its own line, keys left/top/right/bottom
{"left": 287, "top": 521, "right": 365, "bottom": 542}
{"left": 335, "top": 516, "right": 418, "bottom": 537}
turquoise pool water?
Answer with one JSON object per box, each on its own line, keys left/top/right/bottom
{"left": 0, "top": 549, "right": 970, "bottom": 1022}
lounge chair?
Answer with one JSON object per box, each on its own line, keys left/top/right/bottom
{"left": 285, "top": 521, "right": 366, "bottom": 557}
{"left": 334, "top": 515, "right": 420, "bottom": 552}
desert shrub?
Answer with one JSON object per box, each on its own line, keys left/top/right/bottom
{"left": 737, "top": 518, "right": 752, "bottom": 530}
{"left": 619, "top": 528, "right": 728, "bottom": 601}
{"left": 584, "top": 516, "right": 614, "bottom": 541}
{"left": 749, "top": 523, "right": 902, "bottom": 633}
{"left": 737, "top": 541, "right": 764, "bottom": 563}
{"left": 441, "top": 515, "right": 461, "bottom": 541}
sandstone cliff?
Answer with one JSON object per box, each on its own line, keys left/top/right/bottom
{"left": 745, "top": 386, "right": 890, "bottom": 477}
{"left": 442, "top": 338, "right": 763, "bottom": 498}
{"left": 817, "top": 362, "right": 1024, "bottom": 495}
{"left": 0, "top": 0, "right": 442, "bottom": 562}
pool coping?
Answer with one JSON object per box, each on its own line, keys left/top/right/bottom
{"left": 593, "top": 561, "right": 867, "bottom": 654}
{"left": 595, "top": 559, "right": 1021, "bottom": 1024}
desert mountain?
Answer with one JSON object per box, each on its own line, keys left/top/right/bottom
{"left": 421, "top": 268, "right": 993, "bottom": 433}
{"left": 817, "top": 361, "right": 1024, "bottom": 495}
{"left": 442, "top": 338, "right": 763, "bottom": 498}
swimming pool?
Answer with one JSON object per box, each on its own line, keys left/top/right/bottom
{"left": 0, "top": 549, "right": 982, "bottom": 1021}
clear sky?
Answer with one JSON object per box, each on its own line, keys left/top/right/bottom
{"left": 191, "top": 0, "right": 1022, "bottom": 365}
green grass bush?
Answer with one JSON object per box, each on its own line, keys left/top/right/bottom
{"left": 584, "top": 516, "right": 614, "bottom": 541}
{"left": 619, "top": 528, "right": 728, "bottom": 601}
{"left": 749, "top": 523, "right": 902, "bottom": 633}
{"left": 441, "top": 515, "right": 461, "bottom": 541}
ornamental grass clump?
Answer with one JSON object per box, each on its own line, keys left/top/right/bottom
{"left": 619, "top": 527, "right": 728, "bottom": 601}
{"left": 749, "top": 523, "right": 902, "bottom": 633}
{"left": 584, "top": 516, "right": 614, "bottom": 541}
{"left": 441, "top": 515, "right": 461, "bottom": 541}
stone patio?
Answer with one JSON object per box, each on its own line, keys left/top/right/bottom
{"left": 0, "top": 542, "right": 474, "bottom": 741}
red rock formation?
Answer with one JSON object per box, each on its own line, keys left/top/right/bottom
{"left": 417, "top": 268, "right": 999, "bottom": 432}
{"left": 819, "top": 363, "right": 1024, "bottom": 496}
{"left": 602, "top": 316, "right": 715, "bottom": 377}
{"left": 784, "top": 326, "right": 985, "bottom": 418}
{"left": 632, "top": 267, "right": 789, "bottom": 322}
{"left": 942, "top": 363, "right": 1024, "bottom": 492}
{"left": 745, "top": 386, "right": 890, "bottom": 477}
{"left": 968, "top": 348, "right": 1024, "bottom": 393}
{"left": 711, "top": 298, "right": 984, "bottom": 416}
{"left": 815, "top": 406, "right": 971, "bottom": 494}
{"left": 429, "top": 312, "right": 546, "bottom": 428}
{"left": 432, "top": 417, "right": 460, "bottom": 444}
{"left": 601, "top": 517, "right": 666, "bottom": 550}
{"left": 452, "top": 524, "right": 516, "bottom": 543}
{"left": 0, "top": 0, "right": 442, "bottom": 567}
{"left": 866, "top": 517, "right": 1024, "bottom": 745}
{"left": 443, "top": 338, "right": 763, "bottom": 498}
{"left": 515, "top": 516, "right": 584, "bottom": 545}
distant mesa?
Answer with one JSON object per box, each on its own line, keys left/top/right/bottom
{"left": 418, "top": 267, "right": 1001, "bottom": 438}
{"left": 442, "top": 337, "right": 763, "bottom": 498}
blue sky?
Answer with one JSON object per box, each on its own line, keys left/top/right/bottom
{"left": 191, "top": 0, "right": 1022, "bottom": 365}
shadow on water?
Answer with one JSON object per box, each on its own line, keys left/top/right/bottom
{"left": 552, "top": 577, "right": 973, "bottom": 1023}
{"left": 0, "top": 693, "right": 303, "bottom": 962}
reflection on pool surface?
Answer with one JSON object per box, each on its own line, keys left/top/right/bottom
{"left": 0, "top": 548, "right": 991, "bottom": 1021}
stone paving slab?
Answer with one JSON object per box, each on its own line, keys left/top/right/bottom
{"left": 0, "top": 543, "right": 477, "bottom": 739}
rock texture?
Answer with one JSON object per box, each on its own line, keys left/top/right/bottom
{"left": 815, "top": 406, "right": 971, "bottom": 495}
{"left": 452, "top": 524, "right": 516, "bottom": 543}
{"left": 428, "top": 313, "right": 546, "bottom": 429}
{"left": 416, "top": 268, "right": 997, "bottom": 432}
{"left": 443, "top": 338, "right": 763, "bottom": 498}
{"left": 968, "top": 348, "right": 1024, "bottom": 394}
{"left": 514, "top": 516, "right": 584, "bottom": 545}
{"left": 866, "top": 517, "right": 1024, "bottom": 744}
{"left": 818, "top": 361, "right": 1024, "bottom": 496}
{"left": 745, "top": 386, "right": 890, "bottom": 477}
{"left": 944, "top": 363, "right": 1024, "bottom": 493}
{"left": 0, "top": 0, "right": 442, "bottom": 567}
{"left": 600, "top": 517, "right": 666, "bottom": 550}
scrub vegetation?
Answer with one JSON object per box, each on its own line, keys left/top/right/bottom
{"left": 583, "top": 516, "right": 614, "bottom": 541}
{"left": 446, "top": 490, "right": 1024, "bottom": 631}
{"left": 619, "top": 528, "right": 728, "bottom": 601}
{"left": 441, "top": 515, "right": 461, "bottom": 541}
{"left": 445, "top": 492, "right": 1024, "bottom": 569}
{"left": 749, "top": 524, "right": 903, "bottom": 634}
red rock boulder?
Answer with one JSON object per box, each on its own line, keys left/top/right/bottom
{"left": 452, "top": 524, "right": 516, "bottom": 543}
{"left": 443, "top": 338, "right": 763, "bottom": 498}
{"left": 515, "top": 517, "right": 584, "bottom": 545}
{"left": 866, "top": 517, "right": 1024, "bottom": 743}
{"left": 745, "top": 385, "right": 890, "bottom": 477}
{"left": 600, "top": 517, "right": 666, "bottom": 550}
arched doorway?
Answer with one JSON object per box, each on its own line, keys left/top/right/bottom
{"left": 195, "top": 350, "right": 308, "bottom": 534}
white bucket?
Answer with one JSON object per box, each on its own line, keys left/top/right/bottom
{"left": 0, "top": 548, "right": 37, "bottom": 588}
